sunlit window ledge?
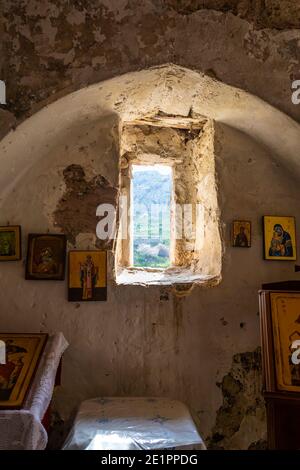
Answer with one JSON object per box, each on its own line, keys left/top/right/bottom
{"left": 115, "top": 267, "right": 221, "bottom": 286}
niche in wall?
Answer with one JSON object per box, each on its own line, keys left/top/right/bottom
{"left": 115, "top": 115, "right": 222, "bottom": 286}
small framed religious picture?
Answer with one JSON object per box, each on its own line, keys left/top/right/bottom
{"left": 25, "top": 233, "right": 66, "bottom": 280}
{"left": 231, "top": 220, "right": 251, "bottom": 248}
{"left": 263, "top": 216, "right": 297, "bottom": 261}
{"left": 68, "top": 250, "right": 107, "bottom": 302}
{"left": 0, "top": 225, "right": 21, "bottom": 261}
{"left": 0, "top": 333, "right": 48, "bottom": 409}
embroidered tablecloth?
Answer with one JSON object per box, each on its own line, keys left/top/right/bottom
{"left": 63, "top": 397, "right": 206, "bottom": 450}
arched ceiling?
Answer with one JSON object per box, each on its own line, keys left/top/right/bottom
{"left": 1, "top": 64, "right": 300, "bottom": 203}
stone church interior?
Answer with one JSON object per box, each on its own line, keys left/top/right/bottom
{"left": 1, "top": 0, "right": 300, "bottom": 458}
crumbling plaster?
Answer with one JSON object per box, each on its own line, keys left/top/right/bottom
{"left": 2, "top": 0, "right": 300, "bottom": 132}
{"left": 1, "top": 65, "right": 300, "bottom": 199}
{"left": 1, "top": 65, "right": 300, "bottom": 448}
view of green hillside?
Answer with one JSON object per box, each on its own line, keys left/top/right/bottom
{"left": 132, "top": 166, "right": 171, "bottom": 268}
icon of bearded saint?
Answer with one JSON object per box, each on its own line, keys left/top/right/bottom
{"left": 80, "top": 255, "right": 99, "bottom": 300}
{"left": 269, "top": 224, "right": 293, "bottom": 257}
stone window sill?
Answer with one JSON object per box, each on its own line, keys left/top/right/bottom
{"left": 115, "top": 267, "right": 220, "bottom": 287}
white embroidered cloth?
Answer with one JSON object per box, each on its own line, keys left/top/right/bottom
{"left": 0, "top": 332, "right": 68, "bottom": 450}
{"left": 63, "top": 397, "right": 206, "bottom": 450}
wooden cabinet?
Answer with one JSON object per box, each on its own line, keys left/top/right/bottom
{"left": 259, "top": 281, "right": 300, "bottom": 450}
{"left": 264, "top": 392, "right": 300, "bottom": 449}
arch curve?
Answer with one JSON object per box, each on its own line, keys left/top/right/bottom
{"left": 1, "top": 63, "right": 300, "bottom": 203}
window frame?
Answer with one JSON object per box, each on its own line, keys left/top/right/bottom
{"left": 115, "top": 120, "right": 222, "bottom": 287}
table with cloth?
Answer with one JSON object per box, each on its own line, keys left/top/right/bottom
{"left": 63, "top": 397, "right": 206, "bottom": 450}
{"left": 0, "top": 332, "right": 68, "bottom": 450}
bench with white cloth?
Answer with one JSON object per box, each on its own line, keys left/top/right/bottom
{"left": 63, "top": 396, "right": 206, "bottom": 450}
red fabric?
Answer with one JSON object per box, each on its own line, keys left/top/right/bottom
{"left": 0, "top": 361, "right": 15, "bottom": 381}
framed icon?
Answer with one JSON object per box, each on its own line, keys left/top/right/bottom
{"left": 231, "top": 220, "right": 251, "bottom": 248}
{"left": 68, "top": 250, "right": 107, "bottom": 302}
{"left": 25, "top": 234, "right": 66, "bottom": 280}
{"left": 0, "top": 333, "right": 48, "bottom": 409}
{"left": 0, "top": 226, "right": 21, "bottom": 261}
{"left": 263, "top": 216, "right": 296, "bottom": 261}
{"left": 270, "top": 293, "right": 300, "bottom": 392}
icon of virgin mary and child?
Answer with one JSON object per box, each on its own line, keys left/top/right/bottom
{"left": 269, "top": 224, "right": 294, "bottom": 257}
